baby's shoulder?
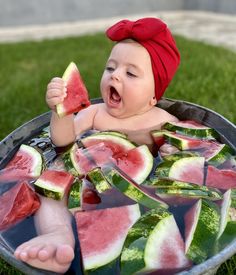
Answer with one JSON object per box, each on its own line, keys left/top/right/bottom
{"left": 150, "top": 106, "right": 178, "bottom": 122}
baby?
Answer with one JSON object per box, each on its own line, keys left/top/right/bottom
{"left": 14, "top": 17, "right": 180, "bottom": 273}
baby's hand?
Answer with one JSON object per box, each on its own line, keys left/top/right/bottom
{"left": 46, "top": 77, "right": 67, "bottom": 111}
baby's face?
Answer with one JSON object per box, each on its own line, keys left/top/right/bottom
{"left": 100, "top": 40, "right": 155, "bottom": 119}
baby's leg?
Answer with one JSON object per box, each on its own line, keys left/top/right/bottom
{"left": 14, "top": 196, "right": 75, "bottom": 273}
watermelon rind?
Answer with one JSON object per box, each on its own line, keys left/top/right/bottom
{"left": 34, "top": 170, "right": 74, "bottom": 200}
{"left": 162, "top": 151, "right": 200, "bottom": 162}
{"left": 168, "top": 157, "right": 205, "bottom": 185}
{"left": 81, "top": 133, "right": 136, "bottom": 151}
{"left": 163, "top": 121, "right": 219, "bottom": 140}
{"left": 21, "top": 144, "right": 43, "bottom": 177}
{"left": 144, "top": 215, "right": 189, "bottom": 270}
{"left": 34, "top": 180, "right": 65, "bottom": 200}
{"left": 163, "top": 132, "right": 197, "bottom": 150}
{"left": 120, "top": 208, "right": 171, "bottom": 275}
{"left": 216, "top": 189, "right": 236, "bottom": 251}
{"left": 93, "top": 130, "right": 128, "bottom": 139}
{"left": 207, "top": 143, "right": 235, "bottom": 166}
{"left": 62, "top": 143, "right": 85, "bottom": 176}
{"left": 67, "top": 180, "right": 81, "bottom": 213}
{"left": 102, "top": 166, "right": 168, "bottom": 209}
{"left": 155, "top": 187, "right": 222, "bottom": 201}
{"left": 87, "top": 167, "right": 111, "bottom": 193}
{"left": 77, "top": 204, "right": 141, "bottom": 271}
{"left": 121, "top": 208, "right": 189, "bottom": 274}
{"left": 151, "top": 178, "right": 222, "bottom": 201}
{"left": 185, "top": 199, "right": 220, "bottom": 264}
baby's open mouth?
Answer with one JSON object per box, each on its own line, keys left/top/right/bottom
{"left": 109, "top": 86, "right": 121, "bottom": 104}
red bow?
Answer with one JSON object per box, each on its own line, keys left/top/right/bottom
{"left": 106, "top": 18, "right": 167, "bottom": 41}
{"left": 106, "top": 18, "right": 180, "bottom": 101}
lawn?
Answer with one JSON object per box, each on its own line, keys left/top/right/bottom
{"left": 0, "top": 33, "right": 236, "bottom": 274}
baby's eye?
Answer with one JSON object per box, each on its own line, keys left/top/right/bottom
{"left": 106, "top": 66, "right": 115, "bottom": 72}
{"left": 127, "top": 71, "right": 137, "bottom": 77}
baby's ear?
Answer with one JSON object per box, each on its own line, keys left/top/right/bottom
{"left": 150, "top": 96, "right": 157, "bottom": 106}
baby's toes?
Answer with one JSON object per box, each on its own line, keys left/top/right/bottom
{"left": 27, "top": 244, "right": 45, "bottom": 259}
{"left": 56, "top": 244, "right": 74, "bottom": 264}
{"left": 14, "top": 246, "right": 31, "bottom": 261}
{"left": 38, "top": 244, "right": 56, "bottom": 262}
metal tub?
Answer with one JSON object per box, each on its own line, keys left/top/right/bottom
{"left": 0, "top": 98, "right": 235, "bottom": 275}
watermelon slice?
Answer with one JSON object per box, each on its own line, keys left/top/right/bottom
{"left": 67, "top": 180, "right": 82, "bottom": 213}
{"left": 168, "top": 157, "right": 205, "bottom": 185}
{"left": 121, "top": 208, "right": 191, "bottom": 274}
{"left": 184, "top": 199, "right": 220, "bottom": 264}
{"left": 0, "top": 144, "right": 43, "bottom": 183}
{"left": 151, "top": 178, "right": 222, "bottom": 205}
{"left": 102, "top": 166, "right": 168, "bottom": 209}
{"left": 80, "top": 178, "right": 101, "bottom": 211}
{"left": 75, "top": 204, "right": 140, "bottom": 271}
{"left": 163, "top": 120, "right": 219, "bottom": 139}
{"left": 56, "top": 62, "right": 90, "bottom": 118}
{"left": 63, "top": 143, "right": 99, "bottom": 176}
{"left": 80, "top": 133, "right": 154, "bottom": 184}
{"left": 206, "top": 165, "right": 236, "bottom": 189}
{"left": 151, "top": 130, "right": 171, "bottom": 148}
{"left": 0, "top": 181, "right": 40, "bottom": 231}
{"left": 34, "top": 170, "right": 74, "bottom": 200}
{"left": 87, "top": 167, "right": 111, "bottom": 193}
{"left": 217, "top": 190, "right": 236, "bottom": 250}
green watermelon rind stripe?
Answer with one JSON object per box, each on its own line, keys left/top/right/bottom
{"left": 21, "top": 144, "right": 43, "bottom": 177}
{"left": 186, "top": 199, "right": 220, "bottom": 264}
{"left": 62, "top": 143, "right": 83, "bottom": 176}
{"left": 34, "top": 181, "right": 64, "bottom": 200}
{"left": 68, "top": 180, "right": 81, "bottom": 210}
{"left": 120, "top": 208, "right": 171, "bottom": 275}
{"left": 163, "top": 132, "right": 191, "bottom": 150}
{"left": 87, "top": 168, "right": 111, "bottom": 193}
{"left": 207, "top": 143, "right": 235, "bottom": 165}
{"left": 155, "top": 187, "right": 222, "bottom": 201}
{"left": 103, "top": 167, "right": 168, "bottom": 209}
{"left": 163, "top": 122, "right": 219, "bottom": 139}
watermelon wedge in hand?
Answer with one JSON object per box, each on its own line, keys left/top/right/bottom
{"left": 56, "top": 62, "right": 90, "bottom": 118}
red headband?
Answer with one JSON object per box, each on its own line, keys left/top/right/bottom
{"left": 106, "top": 17, "right": 180, "bottom": 101}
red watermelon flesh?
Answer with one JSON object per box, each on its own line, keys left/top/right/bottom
{"left": 56, "top": 62, "right": 90, "bottom": 118}
{"left": 0, "top": 144, "right": 42, "bottom": 183}
{"left": 205, "top": 166, "right": 236, "bottom": 189}
{"left": 145, "top": 215, "right": 192, "bottom": 271}
{"left": 80, "top": 178, "right": 101, "bottom": 211}
{"left": 0, "top": 181, "right": 40, "bottom": 231}
{"left": 81, "top": 134, "right": 153, "bottom": 184}
{"left": 75, "top": 204, "right": 140, "bottom": 271}
{"left": 34, "top": 170, "right": 74, "bottom": 200}
{"left": 171, "top": 120, "right": 209, "bottom": 129}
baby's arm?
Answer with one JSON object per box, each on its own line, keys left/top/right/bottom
{"left": 46, "top": 77, "right": 76, "bottom": 147}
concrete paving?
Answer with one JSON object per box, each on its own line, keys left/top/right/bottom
{"left": 0, "top": 10, "right": 236, "bottom": 52}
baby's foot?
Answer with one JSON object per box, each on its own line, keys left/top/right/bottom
{"left": 14, "top": 229, "right": 75, "bottom": 273}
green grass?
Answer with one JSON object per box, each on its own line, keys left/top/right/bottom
{"left": 0, "top": 33, "right": 236, "bottom": 274}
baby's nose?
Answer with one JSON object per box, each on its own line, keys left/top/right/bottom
{"left": 111, "top": 69, "right": 121, "bottom": 81}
